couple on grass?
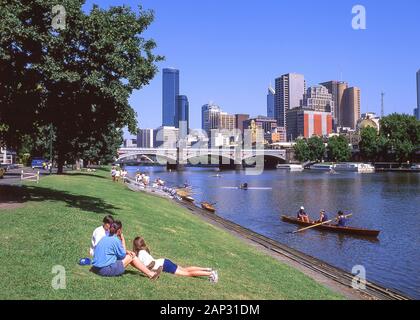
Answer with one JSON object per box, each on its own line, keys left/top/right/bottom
{"left": 89, "top": 215, "right": 218, "bottom": 282}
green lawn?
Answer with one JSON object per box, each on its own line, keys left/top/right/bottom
{"left": 0, "top": 168, "right": 343, "bottom": 300}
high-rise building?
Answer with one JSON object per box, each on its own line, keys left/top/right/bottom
{"left": 176, "top": 95, "right": 189, "bottom": 138}
{"left": 416, "top": 70, "right": 420, "bottom": 120}
{"left": 301, "top": 85, "right": 335, "bottom": 113}
{"left": 342, "top": 87, "right": 361, "bottom": 129}
{"left": 267, "top": 86, "right": 275, "bottom": 118}
{"left": 162, "top": 68, "right": 180, "bottom": 127}
{"left": 153, "top": 126, "right": 179, "bottom": 148}
{"left": 320, "top": 81, "right": 348, "bottom": 127}
{"left": 202, "top": 103, "right": 221, "bottom": 138}
{"left": 235, "top": 114, "right": 250, "bottom": 133}
{"left": 274, "top": 73, "right": 306, "bottom": 127}
{"left": 218, "top": 112, "right": 236, "bottom": 131}
{"left": 286, "top": 108, "right": 333, "bottom": 141}
{"left": 137, "top": 129, "right": 154, "bottom": 148}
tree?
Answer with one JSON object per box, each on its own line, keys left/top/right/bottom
{"left": 0, "top": 1, "right": 163, "bottom": 173}
{"left": 293, "top": 138, "right": 310, "bottom": 162}
{"left": 359, "top": 127, "right": 379, "bottom": 162}
{"left": 327, "top": 136, "right": 351, "bottom": 162}
{"left": 379, "top": 114, "right": 420, "bottom": 163}
{"left": 307, "top": 136, "right": 326, "bottom": 162}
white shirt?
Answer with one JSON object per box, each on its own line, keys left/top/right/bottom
{"left": 90, "top": 226, "right": 108, "bottom": 256}
{"left": 138, "top": 250, "right": 164, "bottom": 270}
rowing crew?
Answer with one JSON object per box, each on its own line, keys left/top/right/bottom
{"left": 297, "top": 207, "right": 347, "bottom": 227}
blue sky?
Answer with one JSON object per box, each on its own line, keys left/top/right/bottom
{"left": 83, "top": 0, "right": 420, "bottom": 137}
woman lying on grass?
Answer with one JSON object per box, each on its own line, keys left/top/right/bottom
{"left": 132, "top": 237, "right": 218, "bottom": 283}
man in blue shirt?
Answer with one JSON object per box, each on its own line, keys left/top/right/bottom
{"left": 336, "top": 211, "right": 347, "bottom": 227}
{"left": 92, "top": 220, "right": 162, "bottom": 279}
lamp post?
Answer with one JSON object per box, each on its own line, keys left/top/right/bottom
{"left": 49, "top": 123, "right": 53, "bottom": 174}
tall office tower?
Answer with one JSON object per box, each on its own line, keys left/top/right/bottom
{"left": 202, "top": 103, "right": 221, "bottom": 138}
{"left": 176, "top": 95, "right": 189, "bottom": 138}
{"left": 342, "top": 87, "right": 361, "bottom": 129}
{"left": 267, "top": 85, "right": 275, "bottom": 118}
{"left": 137, "top": 129, "right": 154, "bottom": 148}
{"left": 301, "top": 85, "right": 335, "bottom": 113}
{"left": 416, "top": 70, "right": 420, "bottom": 120}
{"left": 235, "top": 114, "right": 250, "bottom": 133}
{"left": 162, "top": 68, "right": 180, "bottom": 127}
{"left": 274, "top": 73, "right": 306, "bottom": 127}
{"left": 320, "top": 80, "right": 348, "bottom": 127}
{"left": 218, "top": 112, "right": 236, "bottom": 131}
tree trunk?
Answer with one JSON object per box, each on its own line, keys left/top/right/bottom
{"left": 57, "top": 156, "right": 65, "bottom": 175}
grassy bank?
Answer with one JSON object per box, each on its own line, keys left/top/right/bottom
{"left": 0, "top": 168, "right": 343, "bottom": 300}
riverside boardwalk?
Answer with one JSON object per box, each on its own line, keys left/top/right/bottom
{"left": 0, "top": 167, "right": 352, "bottom": 300}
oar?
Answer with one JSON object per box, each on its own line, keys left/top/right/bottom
{"left": 292, "top": 214, "right": 353, "bottom": 234}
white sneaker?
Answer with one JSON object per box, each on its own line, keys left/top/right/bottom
{"left": 210, "top": 270, "right": 219, "bottom": 283}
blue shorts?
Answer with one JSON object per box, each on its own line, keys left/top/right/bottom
{"left": 163, "top": 259, "right": 178, "bottom": 274}
{"left": 92, "top": 260, "right": 125, "bottom": 277}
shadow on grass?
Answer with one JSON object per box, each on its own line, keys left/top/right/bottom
{"left": 0, "top": 185, "right": 119, "bottom": 214}
{"left": 66, "top": 172, "right": 108, "bottom": 180}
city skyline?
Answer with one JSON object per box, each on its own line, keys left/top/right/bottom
{"left": 81, "top": 1, "right": 420, "bottom": 137}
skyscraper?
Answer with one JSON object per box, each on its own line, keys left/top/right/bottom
{"left": 235, "top": 114, "right": 250, "bottom": 133}
{"left": 162, "top": 68, "right": 180, "bottom": 127}
{"left": 301, "top": 85, "right": 335, "bottom": 113}
{"left": 267, "top": 86, "right": 275, "bottom": 118}
{"left": 137, "top": 129, "right": 154, "bottom": 148}
{"left": 202, "top": 103, "right": 221, "bottom": 138}
{"left": 176, "top": 95, "right": 189, "bottom": 138}
{"left": 342, "top": 87, "right": 361, "bottom": 129}
{"left": 274, "top": 73, "right": 306, "bottom": 127}
{"left": 320, "top": 80, "right": 348, "bottom": 127}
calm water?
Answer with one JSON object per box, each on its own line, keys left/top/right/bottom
{"left": 126, "top": 166, "right": 420, "bottom": 299}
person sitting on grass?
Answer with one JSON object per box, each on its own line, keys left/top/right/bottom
{"left": 132, "top": 236, "right": 218, "bottom": 283}
{"left": 91, "top": 221, "right": 162, "bottom": 279}
{"left": 89, "top": 215, "right": 114, "bottom": 257}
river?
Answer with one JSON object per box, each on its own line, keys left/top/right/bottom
{"left": 125, "top": 166, "right": 420, "bottom": 299}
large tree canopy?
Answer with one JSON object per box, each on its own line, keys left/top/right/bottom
{"left": 0, "top": 0, "right": 163, "bottom": 172}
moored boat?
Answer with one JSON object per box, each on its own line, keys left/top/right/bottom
{"left": 281, "top": 216, "right": 380, "bottom": 237}
{"left": 310, "top": 163, "right": 333, "bottom": 171}
{"left": 277, "top": 164, "right": 304, "bottom": 171}
{"left": 201, "top": 202, "right": 216, "bottom": 213}
{"left": 333, "top": 163, "right": 375, "bottom": 173}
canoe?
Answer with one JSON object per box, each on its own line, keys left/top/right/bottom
{"left": 201, "top": 202, "right": 216, "bottom": 213}
{"left": 281, "top": 216, "right": 380, "bottom": 237}
{"left": 182, "top": 196, "right": 195, "bottom": 203}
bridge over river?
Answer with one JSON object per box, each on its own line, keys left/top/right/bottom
{"left": 117, "top": 147, "right": 288, "bottom": 170}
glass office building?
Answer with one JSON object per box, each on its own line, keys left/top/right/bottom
{"left": 176, "top": 95, "right": 189, "bottom": 138}
{"left": 162, "top": 68, "right": 180, "bottom": 127}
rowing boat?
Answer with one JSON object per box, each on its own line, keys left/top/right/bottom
{"left": 201, "top": 202, "right": 216, "bottom": 213}
{"left": 281, "top": 216, "right": 380, "bottom": 237}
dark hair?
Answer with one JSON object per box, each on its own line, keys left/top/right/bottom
{"left": 109, "top": 220, "right": 122, "bottom": 235}
{"left": 132, "top": 236, "right": 150, "bottom": 255}
{"left": 338, "top": 211, "right": 344, "bottom": 216}
{"left": 103, "top": 215, "right": 114, "bottom": 225}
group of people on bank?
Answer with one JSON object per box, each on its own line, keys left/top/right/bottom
{"left": 88, "top": 215, "right": 219, "bottom": 282}
{"left": 297, "top": 207, "right": 347, "bottom": 227}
